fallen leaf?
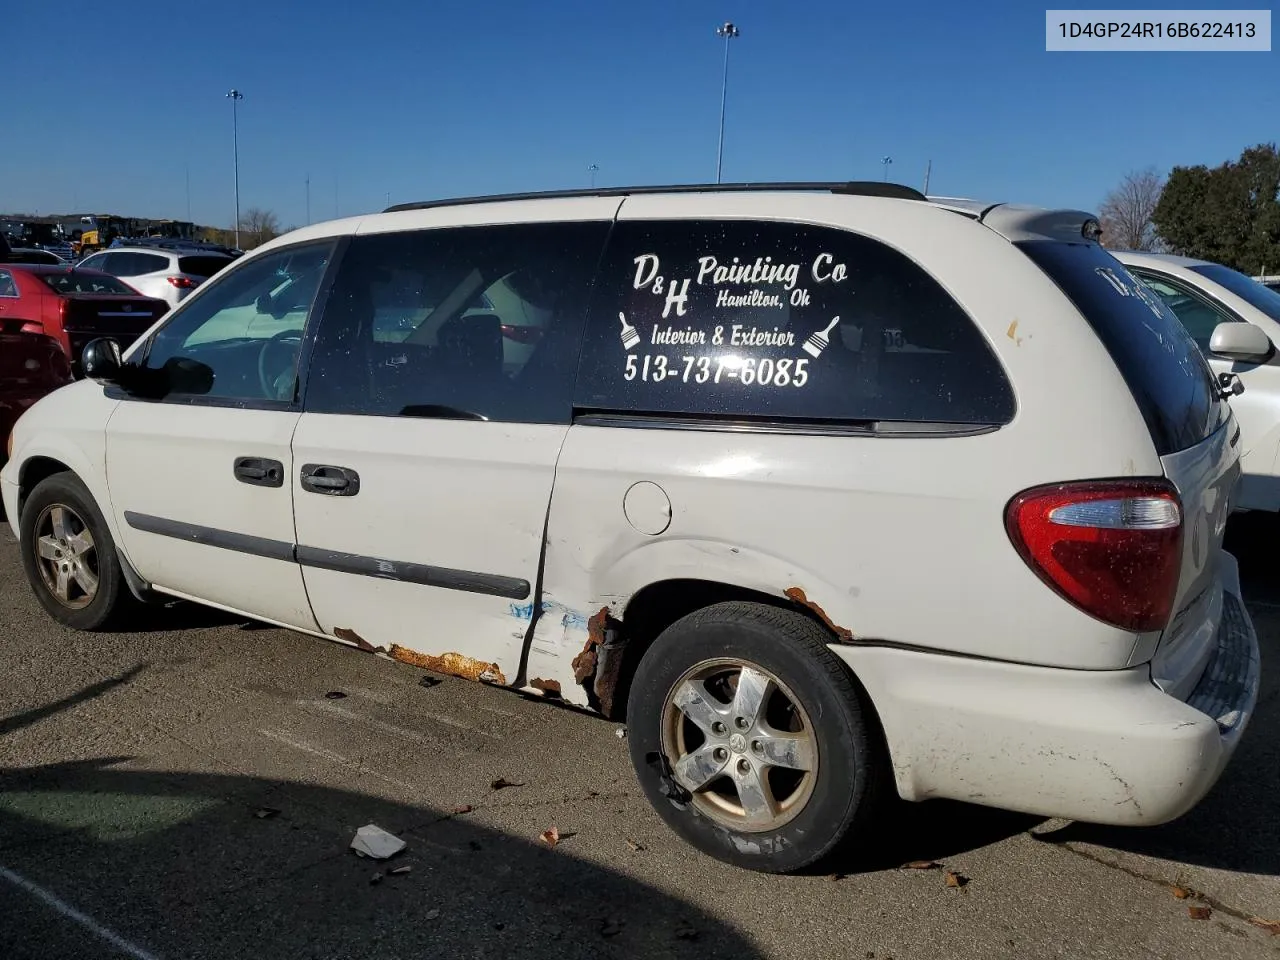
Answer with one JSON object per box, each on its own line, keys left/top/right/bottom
{"left": 388, "top": 865, "right": 412, "bottom": 875}
{"left": 615, "top": 728, "right": 627, "bottom": 739}
{"left": 601, "top": 919, "right": 624, "bottom": 937}
{"left": 490, "top": 777, "right": 524, "bottom": 790}
{"left": 675, "top": 921, "right": 698, "bottom": 941}
{"left": 829, "top": 873, "right": 847, "bottom": 882}
{"left": 944, "top": 871, "right": 970, "bottom": 888}
{"left": 418, "top": 675, "right": 442, "bottom": 688}
{"left": 1172, "top": 885, "right": 1192, "bottom": 900}
{"left": 625, "top": 838, "right": 645, "bottom": 852}
{"left": 369, "top": 873, "right": 382, "bottom": 885}
{"left": 324, "top": 691, "right": 347, "bottom": 700}
{"left": 452, "top": 804, "right": 474, "bottom": 815}
{"left": 253, "top": 807, "right": 280, "bottom": 819}
{"left": 1188, "top": 906, "right": 1212, "bottom": 921}
{"left": 425, "top": 909, "right": 440, "bottom": 921}
{"left": 540, "top": 826, "right": 560, "bottom": 847}
{"left": 1248, "top": 917, "right": 1280, "bottom": 935}
{"left": 901, "top": 860, "right": 942, "bottom": 871}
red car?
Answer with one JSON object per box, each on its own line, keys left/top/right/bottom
{"left": 0, "top": 264, "right": 168, "bottom": 375}
{"left": 1, "top": 331, "right": 74, "bottom": 476}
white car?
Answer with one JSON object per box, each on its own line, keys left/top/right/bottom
{"left": 78, "top": 246, "right": 233, "bottom": 309}
{"left": 1113, "top": 250, "right": 1280, "bottom": 513}
{"left": 2, "top": 183, "right": 1259, "bottom": 874}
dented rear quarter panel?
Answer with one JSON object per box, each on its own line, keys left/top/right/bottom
{"left": 524, "top": 194, "right": 1172, "bottom": 709}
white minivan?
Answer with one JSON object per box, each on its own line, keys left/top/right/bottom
{"left": 1, "top": 183, "right": 1260, "bottom": 873}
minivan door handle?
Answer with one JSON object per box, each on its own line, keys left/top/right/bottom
{"left": 233, "top": 456, "right": 284, "bottom": 488}
{"left": 300, "top": 463, "right": 361, "bottom": 497}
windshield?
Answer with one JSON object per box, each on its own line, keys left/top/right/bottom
{"left": 1189, "top": 263, "right": 1280, "bottom": 322}
{"left": 39, "top": 271, "right": 137, "bottom": 296}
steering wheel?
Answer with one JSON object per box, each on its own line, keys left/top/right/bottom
{"left": 257, "top": 328, "right": 302, "bottom": 400}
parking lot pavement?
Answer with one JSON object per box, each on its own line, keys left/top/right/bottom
{"left": 1, "top": 520, "right": 1278, "bottom": 960}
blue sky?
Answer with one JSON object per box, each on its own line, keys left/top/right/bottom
{"left": 3, "top": 1, "right": 1275, "bottom": 228}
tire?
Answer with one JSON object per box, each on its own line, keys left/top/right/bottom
{"left": 19, "top": 472, "right": 135, "bottom": 631}
{"left": 627, "top": 601, "right": 887, "bottom": 874}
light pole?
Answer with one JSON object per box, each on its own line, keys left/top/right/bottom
{"left": 305, "top": 174, "right": 311, "bottom": 226}
{"left": 880, "top": 155, "right": 893, "bottom": 182}
{"left": 715, "top": 21, "right": 740, "bottom": 184}
{"left": 226, "top": 89, "right": 244, "bottom": 249}
{"left": 588, "top": 163, "right": 599, "bottom": 188}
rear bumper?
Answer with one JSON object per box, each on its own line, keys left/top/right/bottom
{"left": 835, "top": 569, "right": 1259, "bottom": 825}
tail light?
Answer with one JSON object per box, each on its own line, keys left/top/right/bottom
{"left": 500, "top": 323, "right": 543, "bottom": 345}
{"left": 167, "top": 275, "right": 198, "bottom": 289}
{"left": 1005, "top": 480, "right": 1183, "bottom": 633}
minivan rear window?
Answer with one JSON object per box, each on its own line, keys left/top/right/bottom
{"left": 1018, "top": 241, "right": 1224, "bottom": 456}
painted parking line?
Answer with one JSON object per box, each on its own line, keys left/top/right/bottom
{"left": 256, "top": 727, "right": 421, "bottom": 792}
{"left": 0, "top": 864, "right": 163, "bottom": 960}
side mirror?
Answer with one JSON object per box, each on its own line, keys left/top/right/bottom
{"left": 162, "top": 356, "right": 215, "bottom": 396}
{"left": 1209, "top": 322, "right": 1272, "bottom": 363}
{"left": 81, "top": 337, "right": 123, "bottom": 383}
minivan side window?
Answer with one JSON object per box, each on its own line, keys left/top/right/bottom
{"left": 304, "top": 221, "right": 610, "bottom": 424}
{"left": 140, "top": 242, "right": 334, "bottom": 403}
{"left": 572, "top": 219, "right": 1015, "bottom": 427}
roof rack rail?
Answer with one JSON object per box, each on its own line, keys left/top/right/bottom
{"left": 383, "top": 180, "right": 927, "bottom": 214}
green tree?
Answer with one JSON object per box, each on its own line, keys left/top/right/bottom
{"left": 1152, "top": 143, "right": 1280, "bottom": 273}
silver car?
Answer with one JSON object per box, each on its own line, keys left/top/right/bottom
{"left": 78, "top": 247, "right": 233, "bottom": 309}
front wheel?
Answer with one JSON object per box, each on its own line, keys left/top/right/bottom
{"left": 627, "top": 601, "right": 887, "bottom": 873}
{"left": 19, "top": 473, "right": 135, "bottom": 631}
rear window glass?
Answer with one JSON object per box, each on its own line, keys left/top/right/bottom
{"left": 129, "top": 253, "right": 170, "bottom": 274}
{"left": 1189, "top": 263, "right": 1280, "bottom": 323}
{"left": 178, "top": 255, "right": 231, "bottom": 278}
{"left": 1017, "top": 241, "right": 1224, "bottom": 456}
{"left": 39, "top": 271, "right": 136, "bottom": 296}
{"left": 574, "top": 219, "right": 1015, "bottom": 427}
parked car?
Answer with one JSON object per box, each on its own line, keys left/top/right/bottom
{"left": 0, "top": 264, "right": 168, "bottom": 376}
{"left": 1113, "top": 251, "right": 1280, "bottom": 513}
{"left": 1, "top": 330, "right": 73, "bottom": 475}
{"left": 7, "top": 247, "right": 67, "bottom": 266}
{"left": 1, "top": 183, "right": 1258, "bottom": 874}
{"left": 78, "top": 247, "right": 234, "bottom": 309}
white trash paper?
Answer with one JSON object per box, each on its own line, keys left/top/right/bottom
{"left": 350, "top": 823, "right": 407, "bottom": 860}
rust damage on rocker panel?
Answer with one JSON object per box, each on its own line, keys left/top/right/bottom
{"left": 571, "top": 606, "right": 627, "bottom": 718}
{"left": 530, "top": 678, "right": 562, "bottom": 698}
{"left": 331, "top": 628, "right": 507, "bottom": 685}
{"left": 784, "top": 587, "right": 855, "bottom": 643}
{"left": 389, "top": 646, "right": 508, "bottom": 685}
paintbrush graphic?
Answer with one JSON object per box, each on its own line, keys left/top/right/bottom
{"left": 802, "top": 315, "right": 841, "bottom": 358}
{"left": 619, "top": 312, "right": 641, "bottom": 350}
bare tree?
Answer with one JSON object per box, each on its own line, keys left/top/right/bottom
{"left": 1099, "top": 167, "right": 1165, "bottom": 251}
{"left": 237, "top": 207, "right": 281, "bottom": 249}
